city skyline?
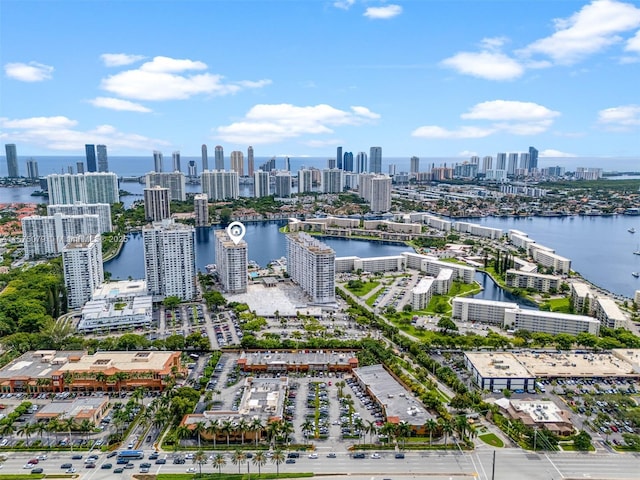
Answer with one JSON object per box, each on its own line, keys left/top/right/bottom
{"left": 1, "top": 1, "right": 639, "bottom": 159}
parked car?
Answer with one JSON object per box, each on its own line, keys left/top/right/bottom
{"left": 101, "top": 464, "right": 112, "bottom": 469}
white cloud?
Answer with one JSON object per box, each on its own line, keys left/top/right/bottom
{"left": 521, "top": 0, "right": 640, "bottom": 65}
{"left": 89, "top": 97, "right": 152, "bottom": 113}
{"left": 333, "top": 0, "right": 355, "bottom": 10}
{"left": 540, "top": 149, "right": 578, "bottom": 157}
{"left": 100, "top": 55, "right": 270, "bottom": 101}
{"left": 364, "top": 5, "right": 402, "bottom": 19}
{"left": 4, "top": 62, "right": 54, "bottom": 82}
{"left": 0, "top": 115, "right": 169, "bottom": 151}
{"left": 458, "top": 150, "right": 479, "bottom": 157}
{"left": 625, "top": 30, "right": 640, "bottom": 52}
{"left": 411, "top": 125, "right": 495, "bottom": 139}
{"left": 216, "top": 103, "right": 380, "bottom": 144}
{"left": 441, "top": 51, "right": 524, "bottom": 81}
{"left": 100, "top": 53, "right": 146, "bottom": 67}
{"left": 598, "top": 104, "right": 640, "bottom": 127}
{"left": 480, "top": 37, "right": 509, "bottom": 51}
{"left": 413, "top": 100, "right": 560, "bottom": 140}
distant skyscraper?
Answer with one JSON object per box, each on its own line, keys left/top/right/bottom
{"left": 529, "top": 146, "right": 539, "bottom": 170}
{"left": 153, "top": 151, "right": 164, "bottom": 173}
{"left": 343, "top": 152, "right": 354, "bottom": 172}
{"left": 356, "top": 152, "right": 368, "bottom": 173}
{"left": 275, "top": 171, "right": 292, "bottom": 198}
{"left": 215, "top": 145, "right": 224, "bottom": 170}
{"left": 507, "top": 153, "right": 518, "bottom": 176}
{"left": 322, "top": 168, "right": 343, "bottom": 193}
{"left": 247, "top": 146, "right": 254, "bottom": 177}
{"left": 284, "top": 157, "right": 290, "bottom": 172}
{"left": 254, "top": 170, "right": 270, "bottom": 198}
{"left": 62, "top": 234, "right": 103, "bottom": 309}
{"left": 47, "top": 172, "right": 119, "bottom": 205}
{"left": 97, "top": 145, "right": 108, "bottom": 172}
{"left": 496, "top": 153, "right": 507, "bottom": 171}
{"left": 85, "top": 145, "right": 97, "bottom": 172}
{"left": 194, "top": 193, "right": 209, "bottom": 227}
{"left": 26, "top": 159, "right": 39, "bottom": 179}
{"left": 5, "top": 144, "right": 18, "bottom": 177}
{"left": 67, "top": 166, "right": 74, "bottom": 174}
{"left": 230, "top": 151, "right": 244, "bottom": 176}
{"left": 143, "top": 219, "right": 196, "bottom": 300}
{"left": 260, "top": 157, "right": 276, "bottom": 172}
{"left": 359, "top": 174, "right": 391, "bottom": 212}
{"left": 327, "top": 158, "right": 337, "bottom": 169}
{"left": 188, "top": 160, "right": 197, "bottom": 178}
{"left": 519, "top": 153, "right": 531, "bottom": 171}
{"left": 172, "top": 151, "right": 181, "bottom": 172}
{"left": 410, "top": 156, "right": 420, "bottom": 174}
{"left": 145, "top": 172, "right": 186, "bottom": 201}
{"left": 336, "top": 146, "right": 343, "bottom": 170}
{"left": 75, "top": 162, "right": 84, "bottom": 174}
{"left": 388, "top": 164, "right": 396, "bottom": 176}
{"left": 215, "top": 229, "right": 248, "bottom": 294}
{"left": 369, "top": 146, "right": 382, "bottom": 174}
{"left": 143, "top": 186, "right": 171, "bottom": 221}
{"left": 286, "top": 232, "right": 335, "bottom": 304}
{"left": 201, "top": 170, "right": 239, "bottom": 200}
{"left": 482, "top": 156, "right": 493, "bottom": 174}
{"left": 298, "top": 169, "right": 314, "bottom": 194}
{"left": 201, "top": 144, "right": 209, "bottom": 171}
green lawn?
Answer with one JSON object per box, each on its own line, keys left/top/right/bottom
{"left": 545, "top": 297, "right": 572, "bottom": 313}
{"left": 345, "top": 280, "right": 380, "bottom": 297}
{"left": 478, "top": 433, "right": 504, "bottom": 448}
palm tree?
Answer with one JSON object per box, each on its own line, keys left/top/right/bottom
{"left": 231, "top": 449, "right": 246, "bottom": 475}
{"left": 266, "top": 420, "right": 281, "bottom": 447}
{"left": 301, "top": 419, "right": 314, "bottom": 441}
{"left": 353, "top": 417, "right": 365, "bottom": 444}
{"left": 252, "top": 451, "right": 267, "bottom": 477}
{"left": 131, "top": 387, "right": 145, "bottom": 406}
{"left": 206, "top": 420, "right": 220, "bottom": 449}
{"left": 193, "top": 449, "right": 207, "bottom": 477}
{"left": 278, "top": 422, "right": 294, "bottom": 445}
{"left": 424, "top": 418, "right": 438, "bottom": 446}
{"left": 211, "top": 452, "right": 225, "bottom": 476}
{"left": 439, "top": 418, "right": 454, "bottom": 447}
{"left": 270, "top": 449, "right": 285, "bottom": 477}
{"left": 365, "top": 419, "right": 377, "bottom": 444}
{"left": 33, "top": 421, "right": 48, "bottom": 445}
{"left": 397, "top": 421, "right": 412, "bottom": 449}
{"left": 221, "top": 419, "right": 234, "bottom": 447}
{"left": 454, "top": 415, "right": 469, "bottom": 441}
{"left": 175, "top": 424, "right": 192, "bottom": 451}
{"left": 60, "top": 417, "right": 76, "bottom": 452}
{"left": 193, "top": 421, "right": 207, "bottom": 448}
{"left": 237, "top": 417, "right": 249, "bottom": 445}
{"left": 0, "top": 423, "right": 14, "bottom": 440}
{"left": 78, "top": 419, "right": 93, "bottom": 442}
{"left": 250, "top": 418, "right": 263, "bottom": 446}
{"left": 46, "top": 418, "right": 59, "bottom": 445}
{"left": 17, "top": 423, "right": 34, "bottom": 446}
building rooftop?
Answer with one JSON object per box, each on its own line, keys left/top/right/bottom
{"left": 353, "top": 364, "right": 433, "bottom": 426}
{"left": 515, "top": 350, "right": 635, "bottom": 377}
{"left": 36, "top": 396, "right": 108, "bottom": 419}
{"left": 465, "top": 352, "right": 534, "bottom": 379}
{"left": 239, "top": 350, "right": 357, "bottom": 368}
{"left": 92, "top": 280, "right": 148, "bottom": 300}
{"left": 595, "top": 297, "right": 626, "bottom": 321}
{"left": 56, "top": 351, "right": 177, "bottom": 374}
{"left": 0, "top": 350, "right": 86, "bottom": 380}
{"left": 81, "top": 295, "right": 153, "bottom": 319}
{"left": 571, "top": 282, "right": 592, "bottom": 297}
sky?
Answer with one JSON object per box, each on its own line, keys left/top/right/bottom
{"left": 1, "top": 0, "right": 640, "bottom": 161}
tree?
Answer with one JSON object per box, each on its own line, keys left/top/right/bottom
{"left": 193, "top": 421, "right": 207, "bottom": 448}
{"left": 252, "top": 451, "right": 267, "bottom": 477}
{"left": 573, "top": 430, "right": 592, "bottom": 451}
{"left": 207, "top": 420, "right": 220, "bottom": 449}
{"left": 271, "top": 449, "right": 285, "bottom": 477}
{"left": 424, "top": 419, "right": 438, "bottom": 446}
{"left": 231, "top": 449, "right": 246, "bottom": 475}
{"left": 212, "top": 453, "right": 226, "bottom": 476}
{"left": 437, "top": 317, "right": 458, "bottom": 334}
{"left": 175, "top": 424, "right": 192, "bottom": 451}
{"left": 219, "top": 208, "right": 232, "bottom": 226}
{"left": 193, "top": 449, "right": 208, "bottom": 477}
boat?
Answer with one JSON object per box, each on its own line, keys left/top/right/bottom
{"left": 633, "top": 272, "right": 640, "bottom": 278}
{"left": 635, "top": 250, "right": 640, "bottom": 256}
{"left": 629, "top": 227, "right": 636, "bottom": 233}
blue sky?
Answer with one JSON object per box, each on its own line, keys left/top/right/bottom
{"left": 1, "top": 0, "right": 640, "bottom": 160}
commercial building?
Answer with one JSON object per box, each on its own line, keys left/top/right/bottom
{"left": 143, "top": 219, "right": 196, "bottom": 300}
{"left": 97, "top": 145, "right": 108, "bottom": 172}
{"left": 62, "top": 235, "right": 104, "bottom": 309}
{"left": 47, "top": 203, "right": 112, "bottom": 234}
{"left": 194, "top": 193, "right": 209, "bottom": 227}
{"left": 452, "top": 298, "right": 519, "bottom": 325}
{"left": 494, "top": 399, "right": 574, "bottom": 436}
{"left": 464, "top": 352, "right": 536, "bottom": 392}
{"left": 505, "top": 269, "right": 561, "bottom": 293}
{"left": 23, "top": 213, "right": 101, "bottom": 258}
{"left": 201, "top": 169, "right": 239, "bottom": 200}
{"left": 254, "top": 170, "right": 270, "bottom": 197}
{"left": 214, "top": 229, "right": 248, "bottom": 294}
{"left": 352, "top": 364, "right": 433, "bottom": 433}
{"left": 145, "top": 171, "right": 186, "bottom": 201}
{"left": 143, "top": 186, "right": 171, "bottom": 222}
{"left": 275, "top": 171, "right": 292, "bottom": 198}
{"left": 47, "top": 172, "right": 119, "bottom": 205}
{"left": 237, "top": 350, "right": 358, "bottom": 373}
{"left": 36, "top": 396, "right": 109, "bottom": 425}
{"left": 230, "top": 150, "right": 244, "bottom": 176}
{"left": 287, "top": 232, "right": 335, "bottom": 304}
{"left": 503, "top": 308, "right": 600, "bottom": 335}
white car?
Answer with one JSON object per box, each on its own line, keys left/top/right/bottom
{"left": 308, "top": 453, "right": 318, "bottom": 459}
{"left": 186, "top": 467, "right": 197, "bottom": 473}
{"left": 185, "top": 453, "right": 194, "bottom": 460}
{"left": 370, "top": 453, "right": 381, "bottom": 459}
{"left": 66, "top": 468, "right": 76, "bottom": 474}
{"left": 36, "top": 455, "right": 48, "bottom": 461}
{"left": 24, "top": 463, "right": 35, "bottom": 469}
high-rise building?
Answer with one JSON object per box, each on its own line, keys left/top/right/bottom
{"left": 275, "top": 171, "right": 292, "bottom": 198}
{"left": 247, "top": 146, "right": 254, "bottom": 177}
{"left": 286, "top": 232, "right": 335, "bottom": 304}
{"left": 47, "top": 203, "right": 112, "bottom": 234}
{"left": 194, "top": 193, "right": 209, "bottom": 227}
{"left": 496, "top": 153, "right": 507, "bottom": 171}
{"left": 507, "top": 153, "right": 518, "bottom": 176}
{"left": 201, "top": 144, "right": 209, "bottom": 171}
{"left": 47, "top": 172, "right": 119, "bottom": 205}
{"left": 336, "top": 146, "right": 343, "bottom": 170}
{"left": 410, "top": 156, "right": 420, "bottom": 174}
{"left": 259, "top": 157, "right": 276, "bottom": 172}
{"left": 519, "top": 153, "right": 531, "bottom": 172}
{"left": 143, "top": 219, "right": 195, "bottom": 300}
{"left": 254, "top": 170, "right": 270, "bottom": 198}
{"left": 172, "top": 151, "right": 181, "bottom": 172}
{"left": 62, "top": 234, "right": 103, "bottom": 309}
{"left": 215, "top": 229, "right": 248, "bottom": 294}
{"left": 482, "top": 156, "right": 493, "bottom": 174}
{"left": 201, "top": 170, "right": 239, "bottom": 200}
{"left": 388, "top": 164, "right": 396, "bottom": 176}
{"left": 5, "top": 144, "right": 18, "bottom": 177}
{"left": 343, "top": 152, "right": 354, "bottom": 172}
{"left": 26, "top": 159, "right": 39, "bottom": 179}
{"left": 284, "top": 157, "right": 290, "bottom": 172}
{"left": 298, "top": 169, "right": 314, "bottom": 194}
{"left": 327, "top": 158, "right": 337, "bottom": 169}
{"left": 322, "top": 168, "right": 343, "bottom": 193}
{"left": 76, "top": 162, "right": 85, "bottom": 174}
{"left": 356, "top": 152, "right": 368, "bottom": 173}
{"left": 22, "top": 213, "right": 101, "bottom": 258}
{"left": 97, "top": 145, "right": 108, "bottom": 172}
{"left": 67, "top": 166, "right": 74, "bottom": 174}
{"left": 188, "top": 160, "right": 197, "bottom": 178}
{"left": 214, "top": 145, "right": 224, "bottom": 170}
{"left": 153, "top": 151, "right": 164, "bottom": 173}
{"left": 359, "top": 174, "right": 391, "bottom": 212}
{"left": 143, "top": 186, "right": 171, "bottom": 221}
{"left": 145, "top": 171, "right": 186, "bottom": 201}
{"left": 230, "top": 151, "right": 244, "bottom": 176}
{"left": 369, "top": 146, "right": 382, "bottom": 174}
{"left": 529, "top": 146, "right": 539, "bottom": 170}
{"left": 85, "top": 145, "right": 97, "bottom": 172}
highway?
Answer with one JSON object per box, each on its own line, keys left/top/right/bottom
{"left": 3, "top": 449, "right": 640, "bottom": 480}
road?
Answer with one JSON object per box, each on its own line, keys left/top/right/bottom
{"left": 4, "top": 449, "right": 640, "bottom": 480}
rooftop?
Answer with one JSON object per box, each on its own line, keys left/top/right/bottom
{"left": 0, "top": 350, "right": 86, "bottom": 380}
{"left": 239, "top": 350, "right": 357, "bottom": 368}
{"left": 57, "top": 351, "right": 178, "bottom": 374}
{"left": 465, "top": 352, "right": 534, "bottom": 379}
{"left": 515, "top": 351, "right": 635, "bottom": 377}
{"left": 92, "top": 280, "right": 148, "bottom": 300}
{"left": 35, "top": 396, "right": 108, "bottom": 419}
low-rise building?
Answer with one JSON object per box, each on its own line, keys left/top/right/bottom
{"left": 35, "top": 396, "right": 109, "bottom": 425}
{"left": 464, "top": 352, "right": 536, "bottom": 392}
{"left": 530, "top": 245, "right": 571, "bottom": 273}
{"left": 410, "top": 269, "right": 453, "bottom": 310}
{"left": 453, "top": 222, "right": 503, "bottom": 239}
{"left": 452, "top": 298, "right": 518, "bottom": 325}
{"left": 402, "top": 252, "right": 475, "bottom": 283}
{"left": 505, "top": 269, "right": 561, "bottom": 293}
{"left": 503, "top": 308, "right": 600, "bottom": 335}
{"left": 592, "top": 297, "right": 627, "bottom": 329}
{"left": 494, "top": 398, "right": 574, "bottom": 436}
{"left": 237, "top": 350, "right": 358, "bottom": 373}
